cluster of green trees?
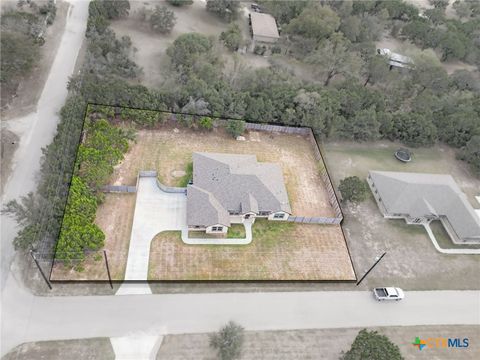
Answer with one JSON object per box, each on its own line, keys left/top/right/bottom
{"left": 55, "top": 116, "right": 131, "bottom": 263}
{"left": 342, "top": 329, "right": 403, "bottom": 360}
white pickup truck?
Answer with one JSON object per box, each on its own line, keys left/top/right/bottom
{"left": 373, "top": 287, "right": 405, "bottom": 301}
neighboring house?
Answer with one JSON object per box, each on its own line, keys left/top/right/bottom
{"left": 187, "top": 152, "right": 291, "bottom": 234}
{"left": 377, "top": 48, "right": 414, "bottom": 69}
{"left": 368, "top": 171, "right": 480, "bottom": 243}
{"left": 249, "top": 12, "right": 280, "bottom": 43}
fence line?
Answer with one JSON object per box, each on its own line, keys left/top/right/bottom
{"left": 287, "top": 216, "right": 341, "bottom": 225}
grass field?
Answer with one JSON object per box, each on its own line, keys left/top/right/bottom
{"left": 148, "top": 219, "right": 355, "bottom": 281}
{"left": 111, "top": 127, "right": 335, "bottom": 218}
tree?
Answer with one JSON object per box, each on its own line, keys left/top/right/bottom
{"left": 459, "top": 135, "right": 480, "bottom": 176}
{"left": 412, "top": 52, "right": 449, "bottom": 94}
{"left": 225, "top": 120, "right": 245, "bottom": 138}
{"left": 338, "top": 176, "right": 369, "bottom": 202}
{"left": 439, "top": 31, "right": 468, "bottom": 61}
{"left": 339, "top": 107, "right": 380, "bottom": 141}
{"left": 167, "top": 0, "right": 193, "bottom": 6}
{"left": 342, "top": 329, "right": 403, "bottom": 360}
{"left": 0, "top": 31, "right": 39, "bottom": 88}
{"left": 98, "top": 0, "right": 130, "bottom": 19}
{"left": 149, "top": 5, "right": 176, "bottom": 34}
{"left": 286, "top": 3, "right": 340, "bottom": 40}
{"left": 389, "top": 112, "right": 437, "bottom": 147}
{"left": 206, "top": 0, "right": 240, "bottom": 22}
{"left": 209, "top": 321, "right": 244, "bottom": 360}
{"left": 166, "top": 33, "right": 213, "bottom": 70}
{"left": 220, "top": 23, "right": 243, "bottom": 51}
{"left": 306, "top": 34, "right": 363, "bottom": 86}
{"left": 258, "top": 0, "right": 309, "bottom": 26}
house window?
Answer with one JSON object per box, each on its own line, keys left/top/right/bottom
{"left": 259, "top": 211, "right": 270, "bottom": 216}
{"left": 273, "top": 213, "right": 285, "bottom": 219}
{"left": 211, "top": 226, "right": 223, "bottom": 232}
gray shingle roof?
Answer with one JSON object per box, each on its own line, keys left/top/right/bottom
{"left": 369, "top": 171, "right": 480, "bottom": 241}
{"left": 187, "top": 152, "right": 291, "bottom": 227}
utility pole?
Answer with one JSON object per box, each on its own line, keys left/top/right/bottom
{"left": 30, "top": 250, "right": 52, "bottom": 290}
{"left": 356, "top": 252, "right": 386, "bottom": 286}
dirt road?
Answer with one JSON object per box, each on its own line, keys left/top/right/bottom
{"left": 0, "top": 0, "right": 89, "bottom": 290}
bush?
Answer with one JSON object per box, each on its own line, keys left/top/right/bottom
{"left": 206, "top": 0, "right": 240, "bottom": 22}
{"left": 209, "top": 321, "right": 244, "bottom": 360}
{"left": 220, "top": 23, "right": 243, "bottom": 51}
{"left": 199, "top": 116, "right": 213, "bottom": 130}
{"left": 150, "top": 5, "right": 176, "bottom": 34}
{"left": 167, "top": 0, "right": 193, "bottom": 6}
{"left": 271, "top": 45, "right": 282, "bottom": 54}
{"left": 342, "top": 329, "right": 403, "bottom": 360}
{"left": 225, "top": 120, "right": 245, "bottom": 138}
{"left": 339, "top": 176, "right": 369, "bottom": 202}
{"left": 254, "top": 45, "right": 267, "bottom": 55}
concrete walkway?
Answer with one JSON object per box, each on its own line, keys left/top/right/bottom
{"left": 181, "top": 219, "right": 253, "bottom": 245}
{"left": 110, "top": 335, "right": 163, "bottom": 360}
{"left": 423, "top": 224, "right": 480, "bottom": 255}
{"left": 118, "top": 177, "right": 186, "bottom": 288}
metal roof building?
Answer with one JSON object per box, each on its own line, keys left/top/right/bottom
{"left": 250, "top": 12, "right": 280, "bottom": 43}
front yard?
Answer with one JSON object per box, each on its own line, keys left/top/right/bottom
{"left": 148, "top": 219, "right": 355, "bottom": 281}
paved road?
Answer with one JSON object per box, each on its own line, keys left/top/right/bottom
{"left": 1, "top": 0, "right": 89, "bottom": 290}
{"left": 2, "top": 273, "right": 479, "bottom": 356}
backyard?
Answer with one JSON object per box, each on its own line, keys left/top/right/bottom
{"left": 148, "top": 219, "right": 355, "bottom": 281}
{"left": 322, "top": 141, "right": 480, "bottom": 290}
{"left": 111, "top": 127, "right": 336, "bottom": 218}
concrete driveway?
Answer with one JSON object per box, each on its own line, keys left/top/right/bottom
{"left": 120, "top": 177, "right": 186, "bottom": 283}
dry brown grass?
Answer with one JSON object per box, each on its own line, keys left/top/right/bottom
{"left": 50, "top": 193, "right": 136, "bottom": 281}
{"left": 111, "top": 127, "right": 335, "bottom": 217}
{"left": 148, "top": 220, "right": 355, "bottom": 281}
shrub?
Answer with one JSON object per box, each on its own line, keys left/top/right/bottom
{"left": 339, "top": 176, "right": 369, "bottom": 202}
{"left": 225, "top": 120, "right": 245, "bottom": 138}
{"left": 167, "top": 0, "right": 193, "bottom": 6}
{"left": 209, "top": 321, "right": 244, "bottom": 360}
{"left": 254, "top": 45, "right": 266, "bottom": 55}
{"left": 199, "top": 116, "right": 213, "bottom": 130}
{"left": 271, "top": 45, "right": 282, "bottom": 54}
{"left": 150, "top": 5, "right": 176, "bottom": 34}
{"left": 220, "top": 23, "right": 243, "bottom": 51}
{"left": 342, "top": 329, "right": 403, "bottom": 360}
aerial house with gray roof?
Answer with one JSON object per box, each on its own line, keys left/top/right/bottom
{"left": 187, "top": 152, "right": 291, "bottom": 234}
{"left": 367, "top": 170, "right": 480, "bottom": 243}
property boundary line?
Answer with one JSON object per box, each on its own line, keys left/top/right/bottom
{"left": 47, "top": 103, "right": 357, "bottom": 283}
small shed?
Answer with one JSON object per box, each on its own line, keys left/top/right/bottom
{"left": 250, "top": 12, "right": 280, "bottom": 43}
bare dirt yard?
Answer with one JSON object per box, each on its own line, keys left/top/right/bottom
{"left": 50, "top": 193, "right": 136, "bottom": 281}
{"left": 110, "top": 0, "right": 230, "bottom": 88}
{"left": 111, "top": 127, "right": 335, "bottom": 218}
{"left": 157, "top": 325, "right": 480, "bottom": 360}
{"left": 148, "top": 219, "right": 355, "bottom": 281}
{"left": 322, "top": 141, "right": 480, "bottom": 290}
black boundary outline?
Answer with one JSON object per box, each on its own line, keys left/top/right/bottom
{"left": 49, "top": 103, "right": 357, "bottom": 284}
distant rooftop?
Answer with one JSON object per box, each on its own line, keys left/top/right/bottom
{"left": 250, "top": 12, "right": 280, "bottom": 40}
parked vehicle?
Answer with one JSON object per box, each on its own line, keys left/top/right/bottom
{"left": 373, "top": 287, "right": 405, "bottom": 301}
{"left": 251, "top": 3, "right": 262, "bottom": 12}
